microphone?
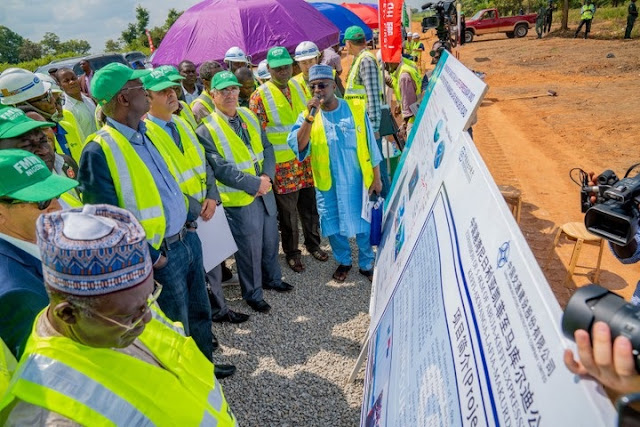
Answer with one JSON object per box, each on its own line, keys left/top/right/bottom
{"left": 307, "top": 95, "right": 322, "bottom": 122}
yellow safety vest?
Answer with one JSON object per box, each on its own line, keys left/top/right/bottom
{"left": 392, "top": 59, "right": 422, "bottom": 123}
{"left": 91, "top": 126, "right": 168, "bottom": 249}
{"left": 581, "top": 4, "right": 595, "bottom": 19}
{"left": 190, "top": 91, "right": 215, "bottom": 119}
{"left": 55, "top": 117, "right": 85, "bottom": 164}
{"left": 0, "top": 337, "right": 17, "bottom": 399}
{"left": 305, "top": 98, "right": 374, "bottom": 191}
{"left": 345, "top": 50, "right": 384, "bottom": 105}
{"left": 178, "top": 100, "right": 198, "bottom": 131}
{"left": 0, "top": 310, "right": 236, "bottom": 427}
{"left": 256, "top": 79, "right": 306, "bottom": 163}
{"left": 201, "top": 108, "right": 267, "bottom": 207}
{"left": 144, "top": 116, "right": 207, "bottom": 203}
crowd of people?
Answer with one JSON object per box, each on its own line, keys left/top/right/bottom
{"left": 0, "top": 24, "right": 430, "bottom": 423}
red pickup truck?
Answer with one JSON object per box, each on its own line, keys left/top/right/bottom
{"left": 464, "top": 8, "right": 537, "bottom": 43}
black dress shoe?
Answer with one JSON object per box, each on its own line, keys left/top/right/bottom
{"left": 212, "top": 333, "right": 219, "bottom": 351}
{"left": 247, "top": 299, "right": 271, "bottom": 313}
{"left": 214, "top": 364, "right": 236, "bottom": 379}
{"left": 263, "top": 281, "right": 294, "bottom": 292}
{"left": 212, "top": 310, "right": 250, "bottom": 324}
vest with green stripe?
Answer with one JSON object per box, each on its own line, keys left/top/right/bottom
{"left": 256, "top": 79, "right": 306, "bottom": 163}
{"left": 344, "top": 50, "right": 384, "bottom": 105}
{"left": 92, "top": 126, "right": 168, "bottom": 249}
{"left": 144, "top": 116, "right": 207, "bottom": 203}
{"left": 0, "top": 311, "right": 236, "bottom": 426}
{"left": 178, "top": 100, "right": 198, "bottom": 131}
{"left": 55, "top": 117, "right": 85, "bottom": 163}
{"left": 201, "top": 108, "right": 267, "bottom": 207}
{"left": 392, "top": 59, "right": 422, "bottom": 123}
{"left": 190, "top": 91, "right": 215, "bottom": 119}
{"left": 305, "top": 98, "right": 374, "bottom": 191}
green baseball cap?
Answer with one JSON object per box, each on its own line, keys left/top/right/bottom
{"left": 0, "top": 149, "right": 78, "bottom": 202}
{"left": 0, "top": 107, "right": 55, "bottom": 139}
{"left": 141, "top": 69, "right": 180, "bottom": 92}
{"left": 344, "top": 26, "right": 366, "bottom": 41}
{"left": 153, "top": 65, "right": 185, "bottom": 82}
{"left": 212, "top": 71, "right": 241, "bottom": 90}
{"left": 91, "top": 63, "right": 151, "bottom": 106}
{"left": 266, "top": 46, "right": 293, "bottom": 68}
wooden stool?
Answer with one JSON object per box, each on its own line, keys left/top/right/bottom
{"left": 549, "top": 222, "right": 605, "bottom": 285}
{"left": 498, "top": 185, "right": 522, "bottom": 224}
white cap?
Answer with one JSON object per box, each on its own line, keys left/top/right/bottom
{"left": 224, "top": 46, "right": 249, "bottom": 64}
{"left": 254, "top": 59, "right": 270, "bottom": 80}
{"left": 412, "top": 32, "right": 420, "bottom": 39}
{"left": 294, "top": 41, "right": 320, "bottom": 61}
{"left": 36, "top": 73, "right": 63, "bottom": 94}
{"left": 0, "top": 69, "right": 47, "bottom": 105}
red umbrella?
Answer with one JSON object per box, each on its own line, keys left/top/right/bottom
{"left": 340, "top": 3, "right": 378, "bottom": 29}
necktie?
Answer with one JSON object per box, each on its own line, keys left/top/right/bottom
{"left": 167, "top": 122, "right": 183, "bottom": 152}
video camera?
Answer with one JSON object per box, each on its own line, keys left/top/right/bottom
{"left": 421, "top": 1, "right": 457, "bottom": 62}
{"left": 573, "top": 164, "right": 640, "bottom": 246}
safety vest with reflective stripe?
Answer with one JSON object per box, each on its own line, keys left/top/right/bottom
{"left": 55, "top": 117, "right": 85, "bottom": 164}
{"left": 409, "top": 40, "right": 423, "bottom": 58}
{"left": 305, "top": 98, "right": 374, "bottom": 191}
{"left": 190, "top": 91, "right": 215, "bottom": 118}
{"left": 344, "top": 50, "right": 384, "bottom": 105}
{"left": 0, "top": 337, "right": 17, "bottom": 399}
{"left": 201, "top": 108, "right": 266, "bottom": 207}
{"left": 144, "top": 117, "right": 207, "bottom": 203}
{"left": 256, "top": 80, "right": 306, "bottom": 163}
{"left": 0, "top": 311, "right": 236, "bottom": 427}
{"left": 581, "top": 4, "right": 595, "bottom": 19}
{"left": 292, "top": 70, "right": 337, "bottom": 101}
{"left": 150, "top": 303, "right": 186, "bottom": 337}
{"left": 92, "top": 126, "right": 167, "bottom": 249}
{"left": 178, "top": 100, "right": 198, "bottom": 131}
{"left": 391, "top": 59, "right": 422, "bottom": 123}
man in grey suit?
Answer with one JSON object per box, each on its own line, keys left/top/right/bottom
{"left": 196, "top": 71, "right": 293, "bottom": 313}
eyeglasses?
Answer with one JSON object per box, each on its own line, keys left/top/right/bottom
{"left": 217, "top": 86, "right": 240, "bottom": 95}
{"left": 120, "top": 85, "right": 148, "bottom": 95}
{"left": 30, "top": 90, "right": 53, "bottom": 105}
{"left": 1, "top": 198, "right": 53, "bottom": 210}
{"left": 309, "top": 83, "right": 330, "bottom": 90}
{"left": 79, "top": 281, "right": 163, "bottom": 332}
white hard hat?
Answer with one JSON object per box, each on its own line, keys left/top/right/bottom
{"left": 412, "top": 32, "right": 420, "bottom": 39}
{"left": 294, "top": 41, "right": 320, "bottom": 61}
{"left": 255, "top": 60, "right": 270, "bottom": 80}
{"left": 36, "top": 73, "right": 63, "bottom": 94}
{"left": 0, "top": 68, "right": 47, "bottom": 105}
{"left": 0, "top": 67, "right": 24, "bottom": 76}
{"left": 224, "top": 46, "right": 249, "bottom": 64}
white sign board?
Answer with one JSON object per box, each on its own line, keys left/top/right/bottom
{"left": 197, "top": 206, "right": 237, "bottom": 271}
{"left": 361, "top": 51, "right": 616, "bottom": 426}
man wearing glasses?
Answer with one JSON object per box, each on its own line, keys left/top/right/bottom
{"left": 1, "top": 204, "right": 237, "bottom": 426}
{"left": 0, "top": 148, "right": 77, "bottom": 361}
{"left": 77, "top": 64, "right": 228, "bottom": 373}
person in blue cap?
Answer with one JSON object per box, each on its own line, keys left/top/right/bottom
{"left": 287, "top": 64, "right": 382, "bottom": 283}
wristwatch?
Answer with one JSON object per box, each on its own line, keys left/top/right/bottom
{"left": 185, "top": 220, "right": 198, "bottom": 230}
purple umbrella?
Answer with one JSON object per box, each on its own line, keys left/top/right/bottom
{"left": 152, "top": 0, "right": 340, "bottom": 67}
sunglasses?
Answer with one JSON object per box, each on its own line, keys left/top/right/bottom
{"left": 30, "top": 90, "right": 53, "bottom": 105}
{"left": 309, "top": 82, "right": 330, "bottom": 90}
{"left": 120, "top": 85, "right": 148, "bottom": 95}
{"left": 1, "top": 198, "right": 53, "bottom": 210}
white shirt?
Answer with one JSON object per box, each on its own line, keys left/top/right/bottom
{"left": 63, "top": 93, "right": 97, "bottom": 141}
{"left": 182, "top": 85, "right": 200, "bottom": 105}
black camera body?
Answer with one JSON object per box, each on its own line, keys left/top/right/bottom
{"left": 581, "top": 169, "right": 640, "bottom": 246}
{"left": 562, "top": 284, "right": 640, "bottom": 373}
{"left": 421, "top": 1, "right": 457, "bottom": 61}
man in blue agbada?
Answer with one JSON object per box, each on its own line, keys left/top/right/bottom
{"left": 287, "top": 64, "right": 382, "bottom": 283}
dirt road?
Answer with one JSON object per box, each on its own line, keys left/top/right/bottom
{"left": 414, "top": 28, "right": 640, "bottom": 305}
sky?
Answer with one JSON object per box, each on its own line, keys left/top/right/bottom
{"left": 1, "top": 0, "right": 425, "bottom": 55}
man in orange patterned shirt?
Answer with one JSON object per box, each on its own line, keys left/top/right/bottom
{"left": 250, "top": 47, "right": 328, "bottom": 273}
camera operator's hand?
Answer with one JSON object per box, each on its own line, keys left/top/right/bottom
{"left": 588, "top": 171, "right": 598, "bottom": 204}
{"left": 564, "top": 321, "right": 640, "bottom": 396}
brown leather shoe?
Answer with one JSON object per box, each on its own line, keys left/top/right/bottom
{"left": 287, "top": 256, "right": 305, "bottom": 273}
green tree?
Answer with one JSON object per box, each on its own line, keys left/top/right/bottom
{"left": 18, "top": 39, "right": 43, "bottom": 62}
{"left": 122, "top": 23, "right": 138, "bottom": 45}
{"left": 58, "top": 39, "right": 91, "bottom": 55}
{"left": 105, "top": 39, "right": 122, "bottom": 52}
{"left": 0, "top": 26, "right": 24, "bottom": 63}
{"left": 40, "top": 32, "right": 61, "bottom": 55}
{"left": 135, "top": 5, "right": 150, "bottom": 35}
{"left": 165, "top": 8, "right": 183, "bottom": 29}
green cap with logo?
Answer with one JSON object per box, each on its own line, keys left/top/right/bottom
{"left": 153, "top": 65, "right": 185, "bottom": 82}
{"left": 91, "top": 63, "right": 151, "bottom": 106}
{"left": 266, "top": 46, "right": 293, "bottom": 68}
{"left": 344, "top": 25, "right": 366, "bottom": 41}
{"left": 0, "top": 106, "right": 54, "bottom": 139}
{"left": 212, "top": 71, "right": 241, "bottom": 90}
{"left": 141, "top": 68, "right": 180, "bottom": 92}
{"left": 0, "top": 149, "right": 78, "bottom": 202}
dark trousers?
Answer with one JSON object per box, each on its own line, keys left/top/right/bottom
{"left": 544, "top": 12, "right": 552, "bottom": 32}
{"left": 376, "top": 137, "right": 390, "bottom": 198}
{"left": 625, "top": 16, "right": 636, "bottom": 38}
{"left": 154, "top": 231, "right": 214, "bottom": 361}
{"left": 274, "top": 187, "right": 322, "bottom": 259}
{"left": 205, "top": 263, "right": 228, "bottom": 318}
{"left": 575, "top": 19, "right": 592, "bottom": 38}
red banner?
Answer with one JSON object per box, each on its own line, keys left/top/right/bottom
{"left": 379, "top": 0, "right": 403, "bottom": 63}
{"left": 145, "top": 29, "right": 155, "bottom": 53}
